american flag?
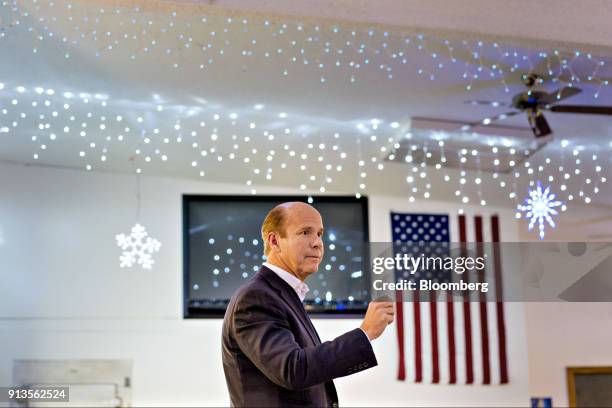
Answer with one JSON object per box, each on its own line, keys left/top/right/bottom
{"left": 390, "top": 212, "right": 508, "bottom": 385}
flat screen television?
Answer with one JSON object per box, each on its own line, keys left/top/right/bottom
{"left": 183, "top": 195, "right": 370, "bottom": 317}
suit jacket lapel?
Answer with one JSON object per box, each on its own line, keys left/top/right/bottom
{"left": 259, "top": 266, "right": 321, "bottom": 346}
{"left": 279, "top": 290, "right": 321, "bottom": 346}
{"left": 301, "top": 306, "right": 322, "bottom": 344}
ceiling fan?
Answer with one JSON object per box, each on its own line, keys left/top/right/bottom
{"left": 464, "top": 73, "right": 612, "bottom": 138}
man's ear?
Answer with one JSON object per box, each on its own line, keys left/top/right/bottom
{"left": 268, "top": 231, "right": 281, "bottom": 253}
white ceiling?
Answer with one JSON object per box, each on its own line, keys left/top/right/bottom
{"left": 1, "top": 0, "right": 611, "bottom": 216}
{"left": 199, "top": 0, "right": 612, "bottom": 48}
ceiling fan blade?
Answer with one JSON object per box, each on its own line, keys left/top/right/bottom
{"left": 549, "top": 104, "right": 612, "bottom": 115}
{"left": 458, "top": 111, "right": 519, "bottom": 131}
{"left": 527, "top": 109, "right": 552, "bottom": 138}
{"left": 486, "top": 110, "right": 521, "bottom": 123}
{"left": 464, "top": 100, "right": 509, "bottom": 107}
{"left": 541, "top": 86, "right": 582, "bottom": 104}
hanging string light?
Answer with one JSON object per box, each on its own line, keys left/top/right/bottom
{"left": 115, "top": 155, "right": 162, "bottom": 269}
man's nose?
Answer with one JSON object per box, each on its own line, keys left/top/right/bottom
{"left": 311, "top": 236, "right": 323, "bottom": 248}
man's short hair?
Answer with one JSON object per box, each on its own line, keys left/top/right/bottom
{"left": 261, "top": 205, "right": 288, "bottom": 256}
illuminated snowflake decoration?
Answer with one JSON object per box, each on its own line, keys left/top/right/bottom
{"left": 519, "top": 182, "right": 563, "bottom": 240}
{"left": 115, "top": 223, "right": 162, "bottom": 269}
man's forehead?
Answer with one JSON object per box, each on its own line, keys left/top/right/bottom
{"left": 283, "top": 203, "right": 323, "bottom": 227}
{"left": 281, "top": 202, "right": 320, "bottom": 216}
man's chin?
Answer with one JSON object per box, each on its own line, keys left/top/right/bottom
{"left": 302, "top": 264, "right": 320, "bottom": 276}
{"left": 304, "top": 258, "right": 321, "bottom": 268}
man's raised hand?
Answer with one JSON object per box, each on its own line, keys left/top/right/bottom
{"left": 360, "top": 301, "right": 394, "bottom": 341}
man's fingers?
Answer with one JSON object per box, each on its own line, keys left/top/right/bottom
{"left": 378, "top": 306, "right": 395, "bottom": 314}
{"left": 372, "top": 302, "right": 394, "bottom": 310}
{"left": 376, "top": 308, "right": 394, "bottom": 317}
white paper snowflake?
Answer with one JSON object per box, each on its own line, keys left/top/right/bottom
{"left": 115, "top": 223, "right": 161, "bottom": 269}
{"left": 519, "top": 182, "right": 563, "bottom": 240}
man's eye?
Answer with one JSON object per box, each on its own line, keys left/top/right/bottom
{"left": 302, "top": 231, "right": 309, "bottom": 235}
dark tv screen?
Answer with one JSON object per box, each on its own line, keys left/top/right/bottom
{"left": 183, "top": 195, "right": 370, "bottom": 317}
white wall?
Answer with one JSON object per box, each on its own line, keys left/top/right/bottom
{"left": 0, "top": 161, "right": 529, "bottom": 406}
{"left": 517, "top": 208, "right": 612, "bottom": 407}
{"left": 524, "top": 302, "right": 612, "bottom": 407}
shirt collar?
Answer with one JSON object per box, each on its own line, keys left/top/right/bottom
{"left": 263, "top": 262, "right": 310, "bottom": 302}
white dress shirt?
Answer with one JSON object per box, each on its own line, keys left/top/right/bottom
{"left": 263, "top": 262, "right": 310, "bottom": 302}
{"left": 262, "top": 262, "right": 371, "bottom": 342}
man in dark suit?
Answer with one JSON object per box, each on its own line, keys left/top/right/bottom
{"left": 222, "top": 201, "right": 394, "bottom": 407}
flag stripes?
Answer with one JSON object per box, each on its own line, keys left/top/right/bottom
{"left": 391, "top": 212, "right": 509, "bottom": 385}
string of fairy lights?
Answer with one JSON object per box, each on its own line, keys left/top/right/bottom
{"left": 2, "top": 0, "right": 610, "bottom": 89}
{"left": 1, "top": 0, "right": 611, "bottom": 242}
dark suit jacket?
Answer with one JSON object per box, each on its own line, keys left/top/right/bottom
{"left": 222, "top": 265, "right": 377, "bottom": 407}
